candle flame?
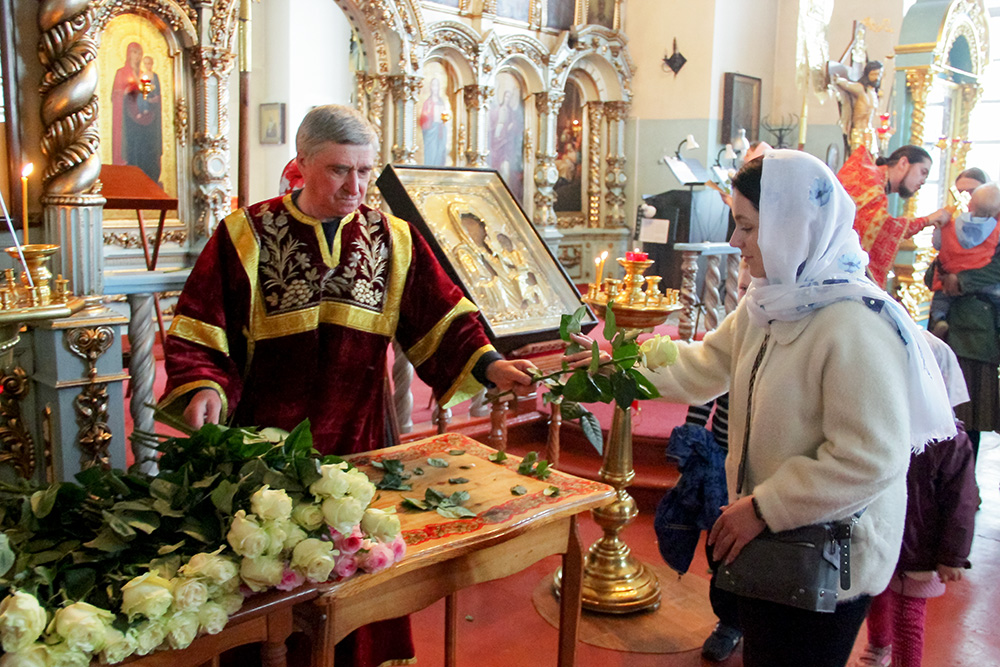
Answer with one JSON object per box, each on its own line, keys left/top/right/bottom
{"left": 21, "top": 163, "right": 33, "bottom": 178}
{"left": 595, "top": 257, "right": 601, "bottom": 266}
{"left": 600, "top": 251, "right": 608, "bottom": 260}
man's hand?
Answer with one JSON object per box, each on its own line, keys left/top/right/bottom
{"left": 183, "top": 389, "right": 222, "bottom": 429}
{"left": 707, "top": 495, "right": 767, "bottom": 565}
{"left": 927, "top": 208, "right": 952, "bottom": 228}
{"left": 564, "top": 333, "right": 612, "bottom": 370}
{"left": 942, "top": 272, "right": 962, "bottom": 297}
{"left": 485, "top": 359, "right": 537, "bottom": 396}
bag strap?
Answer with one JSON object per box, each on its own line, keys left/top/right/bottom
{"left": 736, "top": 332, "right": 770, "bottom": 495}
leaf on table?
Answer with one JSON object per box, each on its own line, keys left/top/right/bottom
{"left": 510, "top": 485, "right": 527, "bottom": 496}
{"left": 427, "top": 458, "right": 450, "bottom": 468}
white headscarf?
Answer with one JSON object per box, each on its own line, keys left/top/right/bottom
{"left": 743, "top": 149, "right": 956, "bottom": 450}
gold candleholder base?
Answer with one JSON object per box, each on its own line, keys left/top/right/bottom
{"left": 583, "top": 257, "right": 681, "bottom": 332}
{"left": 554, "top": 405, "right": 661, "bottom": 613}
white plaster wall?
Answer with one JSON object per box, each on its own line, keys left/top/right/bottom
{"left": 229, "top": 0, "right": 355, "bottom": 204}
{"left": 624, "top": 0, "right": 718, "bottom": 121}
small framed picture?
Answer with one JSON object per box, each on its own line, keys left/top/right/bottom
{"left": 721, "top": 73, "right": 761, "bottom": 145}
{"left": 260, "top": 103, "right": 285, "bottom": 145}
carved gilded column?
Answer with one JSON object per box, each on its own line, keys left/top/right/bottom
{"left": 38, "top": 0, "right": 105, "bottom": 296}
{"left": 463, "top": 85, "right": 493, "bottom": 167}
{"left": 0, "top": 367, "right": 36, "bottom": 480}
{"left": 389, "top": 75, "right": 421, "bottom": 165}
{"left": 587, "top": 102, "right": 605, "bottom": 228}
{"left": 955, "top": 84, "right": 981, "bottom": 175}
{"left": 533, "top": 92, "right": 564, "bottom": 231}
{"left": 66, "top": 325, "right": 115, "bottom": 471}
{"left": 190, "top": 46, "right": 235, "bottom": 238}
{"left": 356, "top": 73, "right": 389, "bottom": 165}
{"left": 903, "top": 68, "right": 934, "bottom": 219}
{"left": 604, "top": 101, "right": 630, "bottom": 228}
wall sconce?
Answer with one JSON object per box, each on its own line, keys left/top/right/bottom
{"left": 662, "top": 38, "right": 687, "bottom": 76}
{"left": 715, "top": 144, "right": 738, "bottom": 168}
{"left": 674, "top": 134, "right": 699, "bottom": 159}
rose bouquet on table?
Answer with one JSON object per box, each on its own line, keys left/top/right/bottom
{"left": 0, "top": 420, "right": 404, "bottom": 666}
{"left": 526, "top": 305, "right": 678, "bottom": 452}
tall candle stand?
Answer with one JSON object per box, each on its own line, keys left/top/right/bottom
{"left": 554, "top": 255, "right": 680, "bottom": 613}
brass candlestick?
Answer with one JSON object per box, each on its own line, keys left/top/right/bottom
{"left": 553, "top": 255, "right": 682, "bottom": 613}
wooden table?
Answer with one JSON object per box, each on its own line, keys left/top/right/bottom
{"left": 306, "top": 433, "right": 615, "bottom": 667}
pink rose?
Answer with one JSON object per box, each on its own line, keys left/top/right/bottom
{"left": 276, "top": 566, "right": 305, "bottom": 592}
{"left": 390, "top": 535, "right": 407, "bottom": 563}
{"left": 359, "top": 543, "right": 394, "bottom": 574}
{"left": 333, "top": 526, "right": 365, "bottom": 555}
{"left": 333, "top": 554, "right": 358, "bottom": 579}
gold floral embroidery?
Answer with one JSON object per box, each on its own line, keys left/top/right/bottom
{"left": 259, "top": 208, "right": 322, "bottom": 312}
{"left": 325, "top": 210, "right": 390, "bottom": 310}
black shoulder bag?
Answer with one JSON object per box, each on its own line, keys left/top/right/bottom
{"left": 715, "top": 333, "right": 856, "bottom": 613}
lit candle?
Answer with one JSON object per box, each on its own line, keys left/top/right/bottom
{"left": 596, "top": 250, "right": 608, "bottom": 285}
{"left": 21, "top": 163, "right": 33, "bottom": 246}
{"left": 626, "top": 247, "right": 648, "bottom": 262}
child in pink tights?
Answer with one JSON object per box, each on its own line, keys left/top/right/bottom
{"left": 856, "top": 332, "right": 979, "bottom": 667}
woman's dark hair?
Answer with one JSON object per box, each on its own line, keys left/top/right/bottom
{"left": 875, "top": 145, "right": 931, "bottom": 168}
{"left": 957, "top": 167, "right": 988, "bottom": 185}
{"left": 731, "top": 156, "right": 763, "bottom": 210}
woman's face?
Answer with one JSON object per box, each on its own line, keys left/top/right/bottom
{"left": 730, "top": 190, "right": 765, "bottom": 278}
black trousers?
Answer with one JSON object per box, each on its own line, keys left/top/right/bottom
{"left": 705, "top": 540, "right": 741, "bottom": 629}
{"left": 736, "top": 594, "right": 871, "bottom": 667}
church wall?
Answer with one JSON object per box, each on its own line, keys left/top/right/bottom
{"left": 230, "top": 0, "right": 355, "bottom": 203}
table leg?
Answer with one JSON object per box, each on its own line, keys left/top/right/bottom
{"left": 445, "top": 593, "right": 458, "bottom": 667}
{"left": 557, "top": 516, "right": 583, "bottom": 667}
{"left": 262, "top": 607, "right": 294, "bottom": 667}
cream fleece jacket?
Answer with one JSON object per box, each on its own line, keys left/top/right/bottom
{"left": 644, "top": 298, "right": 911, "bottom": 600}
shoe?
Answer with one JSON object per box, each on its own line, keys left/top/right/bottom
{"left": 701, "top": 623, "right": 741, "bottom": 662}
{"left": 855, "top": 644, "right": 892, "bottom": 666}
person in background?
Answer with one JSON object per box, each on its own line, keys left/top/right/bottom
{"left": 837, "top": 144, "right": 950, "bottom": 288}
{"left": 575, "top": 150, "right": 954, "bottom": 667}
{"left": 925, "top": 170, "right": 1000, "bottom": 461}
{"left": 855, "top": 332, "right": 978, "bottom": 667}
{"left": 928, "top": 182, "right": 1000, "bottom": 332}
{"left": 159, "top": 104, "right": 536, "bottom": 667}
{"left": 697, "top": 260, "right": 752, "bottom": 662}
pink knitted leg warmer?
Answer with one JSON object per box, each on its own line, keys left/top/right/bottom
{"left": 865, "top": 589, "right": 894, "bottom": 649}
{"left": 891, "top": 591, "right": 927, "bottom": 667}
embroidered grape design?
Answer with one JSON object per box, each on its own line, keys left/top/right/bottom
{"left": 280, "top": 279, "right": 313, "bottom": 309}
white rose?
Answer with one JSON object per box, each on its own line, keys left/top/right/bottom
{"left": 130, "top": 619, "right": 167, "bottom": 656}
{"left": 290, "top": 502, "right": 324, "bottom": 531}
{"left": 321, "top": 496, "right": 366, "bottom": 535}
{"left": 52, "top": 601, "right": 114, "bottom": 653}
{"left": 178, "top": 550, "right": 239, "bottom": 591}
{"left": 345, "top": 469, "right": 375, "bottom": 506}
{"left": 239, "top": 557, "right": 284, "bottom": 592}
{"left": 216, "top": 593, "right": 244, "bottom": 616}
{"left": 250, "top": 485, "right": 293, "bottom": 522}
{"left": 121, "top": 571, "right": 174, "bottom": 620}
{"left": 639, "top": 334, "right": 678, "bottom": 370}
{"left": 100, "top": 627, "right": 136, "bottom": 665}
{"left": 44, "top": 643, "right": 89, "bottom": 667}
{"left": 283, "top": 523, "right": 308, "bottom": 551}
{"left": 361, "top": 508, "right": 401, "bottom": 543}
{"left": 310, "top": 463, "right": 350, "bottom": 498}
{"left": 171, "top": 577, "right": 210, "bottom": 613}
{"left": 291, "top": 539, "right": 337, "bottom": 583}
{"left": 166, "top": 612, "right": 200, "bottom": 650}
{"left": 197, "top": 601, "right": 229, "bottom": 635}
{"left": 227, "top": 510, "right": 269, "bottom": 559}
{"left": 0, "top": 643, "right": 48, "bottom": 667}
{"left": 262, "top": 519, "right": 289, "bottom": 557}
{"left": 0, "top": 591, "right": 47, "bottom": 653}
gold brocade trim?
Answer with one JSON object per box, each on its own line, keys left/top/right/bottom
{"left": 284, "top": 194, "right": 340, "bottom": 269}
{"left": 439, "top": 344, "right": 494, "bottom": 409}
{"left": 228, "top": 204, "right": 413, "bottom": 341}
{"left": 169, "top": 315, "right": 229, "bottom": 355}
{"left": 156, "top": 380, "right": 229, "bottom": 420}
{"left": 376, "top": 659, "right": 417, "bottom": 667}
{"left": 406, "top": 297, "right": 480, "bottom": 368}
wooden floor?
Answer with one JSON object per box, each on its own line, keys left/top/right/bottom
{"left": 407, "top": 432, "right": 1000, "bottom": 667}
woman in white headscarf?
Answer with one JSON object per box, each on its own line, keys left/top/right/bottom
{"left": 575, "top": 150, "right": 956, "bottom": 666}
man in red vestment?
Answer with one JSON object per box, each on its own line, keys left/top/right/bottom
{"left": 837, "top": 145, "right": 949, "bottom": 288}
{"left": 159, "top": 104, "right": 536, "bottom": 667}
